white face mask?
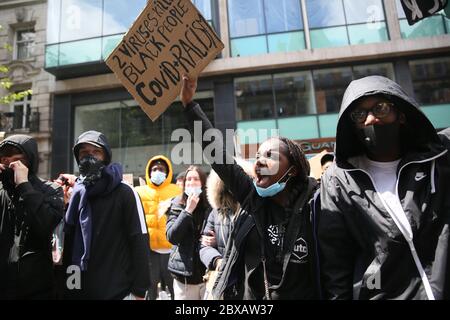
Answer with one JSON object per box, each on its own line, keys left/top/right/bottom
{"left": 150, "top": 170, "right": 167, "bottom": 186}
{"left": 184, "top": 186, "right": 202, "bottom": 197}
{"left": 253, "top": 166, "right": 293, "bottom": 198}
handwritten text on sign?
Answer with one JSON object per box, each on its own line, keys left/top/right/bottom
{"left": 106, "top": 0, "right": 224, "bottom": 121}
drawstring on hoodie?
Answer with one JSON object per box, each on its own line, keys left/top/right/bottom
{"left": 430, "top": 160, "right": 436, "bottom": 194}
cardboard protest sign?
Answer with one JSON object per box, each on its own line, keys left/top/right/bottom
{"left": 106, "top": 0, "right": 224, "bottom": 121}
{"left": 400, "top": 0, "right": 447, "bottom": 25}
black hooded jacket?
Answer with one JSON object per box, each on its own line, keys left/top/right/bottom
{"left": 63, "top": 130, "right": 150, "bottom": 299}
{"left": 317, "top": 76, "right": 450, "bottom": 300}
{"left": 0, "top": 135, "right": 64, "bottom": 299}
{"left": 183, "top": 103, "right": 320, "bottom": 300}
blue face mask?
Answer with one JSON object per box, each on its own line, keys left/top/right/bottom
{"left": 185, "top": 186, "right": 202, "bottom": 197}
{"left": 150, "top": 170, "right": 167, "bottom": 186}
{"left": 253, "top": 167, "right": 293, "bottom": 198}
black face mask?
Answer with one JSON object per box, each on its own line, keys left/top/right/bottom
{"left": 356, "top": 122, "right": 402, "bottom": 159}
{"left": 0, "top": 167, "right": 15, "bottom": 190}
{"left": 78, "top": 155, "right": 105, "bottom": 186}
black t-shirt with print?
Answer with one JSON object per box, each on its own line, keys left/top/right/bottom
{"left": 243, "top": 200, "right": 317, "bottom": 300}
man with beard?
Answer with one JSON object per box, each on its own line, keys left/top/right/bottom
{"left": 63, "top": 130, "right": 150, "bottom": 300}
{"left": 0, "top": 135, "right": 64, "bottom": 299}
{"left": 318, "top": 76, "right": 450, "bottom": 300}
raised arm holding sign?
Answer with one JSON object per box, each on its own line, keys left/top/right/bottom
{"left": 106, "top": 0, "right": 224, "bottom": 121}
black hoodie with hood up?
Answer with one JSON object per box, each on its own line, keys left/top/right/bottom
{"left": 317, "top": 76, "right": 450, "bottom": 300}
{"left": 0, "top": 134, "right": 64, "bottom": 299}
{"left": 63, "top": 130, "right": 150, "bottom": 300}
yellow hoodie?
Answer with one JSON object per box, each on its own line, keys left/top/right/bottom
{"left": 135, "top": 155, "right": 181, "bottom": 252}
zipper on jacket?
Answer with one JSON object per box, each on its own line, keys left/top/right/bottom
{"left": 342, "top": 150, "right": 447, "bottom": 300}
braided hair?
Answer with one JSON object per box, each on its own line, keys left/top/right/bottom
{"left": 276, "top": 137, "right": 310, "bottom": 181}
{"left": 272, "top": 137, "right": 311, "bottom": 206}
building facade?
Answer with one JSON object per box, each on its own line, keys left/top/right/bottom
{"left": 0, "top": 0, "right": 54, "bottom": 177}
{"left": 42, "top": 0, "right": 450, "bottom": 179}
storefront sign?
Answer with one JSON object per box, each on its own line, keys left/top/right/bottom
{"left": 400, "top": 0, "right": 448, "bottom": 25}
{"left": 106, "top": 0, "right": 224, "bottom": 121}
{"left": 299, "top": 139, "right": 335, "bottom": 154}
{"left": 239, "top": 138, "right": 335, "bottom": 159}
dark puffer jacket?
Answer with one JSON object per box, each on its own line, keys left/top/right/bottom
{"left": 166, "top": 195, "right": 210, "bottom": 284}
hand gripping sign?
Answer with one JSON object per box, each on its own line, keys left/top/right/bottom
{"left": 106, "top": 0, "right": 224, "bottom": 121}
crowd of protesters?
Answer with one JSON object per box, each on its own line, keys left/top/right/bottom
{"left": 1, "top": 74, "right": 449, "bottom": 300}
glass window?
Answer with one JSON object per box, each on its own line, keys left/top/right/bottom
{"left": 193, "top": 0, "right": 212, "bottom": 21}
{"left": 228, "top": 0, "right": 265, "bottom": 37}
{"left": 353, "top": 63, "right": 395, "bottom": 81}
{"left": 268, "top": 32, "right": 305, "bottom": 53}
{"left": 231, "top": 36, "right": 267, "bottom": 57}
{"left": 348, "top": 22, "right": 388, "bottom": 45}
{"left": 237, "top": 120, "right": 278, "bottom": 144}
{"left": 343, "top": 0, "right": 385, "bottom": 24}
{"left": 318, "top": 113, "right": 339, "bottom": 138}
{"left": 60, "top": 0, "right": 103, "bottom": 42}
{"left": 47, "top": 0, "right": 61, "bottom": 44}
{"left": 59, "top": 38, "right": 102, "bottom": 65}
{"left": 420, "top": 104, "right": 450, "bottom": 130}
{"left": 11, "top": 92, "right": 32, "bottom": 130}
{"left": 307, "top": 0, "right": 389, "bottom": 48}
{"left": 306, "top": 0, "right": 346, "bottom": 28}
{"left": 103, "top": 0, "right": 147, "bottom": 36}
{"left": 16, "top": 29, "right": 35, "bottom": 60}
{"left": 45, "top": 44, "right": 59, "bottom": 68}
{"left": 313, "top": 67, "right": 353, "bottom": 113}
{"left": 234, "top": 63, "right": 395, "bottom": 141}
{"left": 228, "top": 0, "right": 306, "bottom": 56}
{"left": 235, "top": 75, "right": 274, "bottom": 121}
{"left": 102, "top": 34, "right": 123, "bottom": 59}
{"left": 399, "top": 16, "right": 446, "bottom": 39}
{"left": 396, "top": 0, "right": 406, "bottom": 19}
{"left": 75, "top": 97, "right": 214, "bottom": 175}
{"left": 310, "top": 26, "right": 348, "bottom": 49}
{"left": 264, "top": 0, "right": 303, "bottom": 33}
{"left": 47, "top": 0, "right": 218, "bottom": 68}
{"left": 278, "top": 116, "right": 319, "bottom": 140}
{"left": 410, "top": 57, "right": 450, "bottom": 105}
{"left": 273, "top": 71, "right": 316, "bottom": 117}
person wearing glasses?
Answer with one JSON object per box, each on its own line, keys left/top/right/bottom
{"left": 317, "top": 75, "right": 450, "bottom": 300}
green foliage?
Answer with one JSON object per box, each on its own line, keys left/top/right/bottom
{"left": 0, "top": 89, "right": 33, "bottom": 104}
{"left": 0, "top": 24, "right": 32, "bottom": 105}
